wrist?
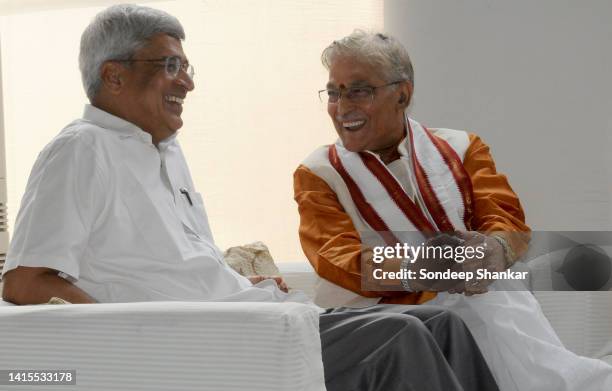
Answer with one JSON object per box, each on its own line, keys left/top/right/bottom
{"left": 490, "top": 234, "right": 516, "bottom": 268}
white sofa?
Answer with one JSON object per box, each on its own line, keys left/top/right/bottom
{"left": 0, "top": 300, "right": 326, "bottom": 391}
{"left": 1, "top": 259, "right": 610, "bottom": 391}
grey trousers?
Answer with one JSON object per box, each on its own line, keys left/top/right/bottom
{"left": 319, "top": 305, "right": 499, "bottom": 391}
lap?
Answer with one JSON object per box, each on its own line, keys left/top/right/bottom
{"left": 320, "top": 304, "right": 456, "bottom": 328}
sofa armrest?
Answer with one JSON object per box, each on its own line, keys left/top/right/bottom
{"left": 0, "top": 301, "right": 326, "bottom": 391}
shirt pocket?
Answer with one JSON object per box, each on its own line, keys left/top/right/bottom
{"left": 184, "top": 191, "right": 215, "bottom": 239}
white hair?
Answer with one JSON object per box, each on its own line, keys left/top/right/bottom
{"left": 321, "top": 30, "right": 414, "bottom": 85}
{"left": 79, "top": 4, "right": 185, "bottom": 101}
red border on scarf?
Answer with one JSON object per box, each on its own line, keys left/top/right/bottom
{"left": 423, "top": 127, "right": 474, "bottom": 224}
{"left": 358, "top": 152, "right": 435, "bottom": 234}
{"left": 328, "top": 145, "right": 398, "bottom": 245}
{"left": 407, "top": 121, "right": 455, "bottom": 232}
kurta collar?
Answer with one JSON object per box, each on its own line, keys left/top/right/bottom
{"left": 82, "top": 104, "right": 153, "bottom": 144}
{"left": 158, "top": 132, "right": 178, "bottom": 151}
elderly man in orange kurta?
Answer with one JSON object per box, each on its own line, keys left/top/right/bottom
{"left": 294, "top": 30, "right": 612, "bottom": 391}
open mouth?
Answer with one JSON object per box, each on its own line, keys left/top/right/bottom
{"left": 342, "top": 120, "right": 366, "bottom": 131}
{"left": 164, "top": 95, "right": 184, "bottom": 114}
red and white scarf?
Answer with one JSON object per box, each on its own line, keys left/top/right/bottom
{"left": 328, "top": 116, "right": 473, "bottom": 243}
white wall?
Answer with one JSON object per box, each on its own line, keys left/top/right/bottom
{"left": 385, "top": 0, "right": 612, "bottom": 230}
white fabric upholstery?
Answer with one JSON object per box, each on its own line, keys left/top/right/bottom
{"left": 533, "top": 291, "right": 612, "bottom": 359}
{"left": 0, "top": 301, "right": 325, "bottom": 391}
{"left": 525, "top": 249, "right": 612, "bottom": 359}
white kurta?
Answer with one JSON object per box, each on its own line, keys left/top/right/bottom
{"left": 2, "top": 105, "right": 309, "bottom": 306}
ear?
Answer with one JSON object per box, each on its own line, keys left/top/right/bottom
{"left": 99, "top": 61, "right": 126, "bottom": 95}
{"left": 397, "top": 81, "right": 413, "bottom": 109}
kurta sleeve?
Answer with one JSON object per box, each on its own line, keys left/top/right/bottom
{"left": 463, "top": 134, "right": 531, "bottom": 260}
{"left": 293, "top": 164, "right": 433, "bottom": 304}
{"left": 293, "top": 165, "right": 372, "bottom": 296}
{"left": 3, "top": 133, "right": 106, "bottom": 280}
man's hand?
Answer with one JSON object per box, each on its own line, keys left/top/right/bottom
{"left": 247, "top": 275, "right": 289, "bottom": 293}
{"left": 455, "top": 231, "right": 506, "bottom": 296}
{"left": 406, "top": 232, "right": 506, "bottom": 296}
{"left": 407, "top": 233, "right": 467, "bottom": 293}
{"left": 2, "top": 266, "right": 96, "bottom": 304}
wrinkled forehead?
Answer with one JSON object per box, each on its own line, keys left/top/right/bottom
{"left": 326, "top": 55, "right": 385, "bottom": 88}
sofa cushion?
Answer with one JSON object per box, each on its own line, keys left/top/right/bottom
{"left": 0, "top": 301, "right": 325, "bottom": 391}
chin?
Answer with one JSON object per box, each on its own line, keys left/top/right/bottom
{"left": 338, "top": 134, "right": 367, "bottom": 152}
{"left": 169, "top": 118, "right": 183, "bottom": 132}
{"left": 341, "top": 141, "right": 367, "bottom": 153}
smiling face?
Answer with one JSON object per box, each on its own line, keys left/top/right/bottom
{"left": 326, "top": 55, "right": 409, "bottom": 159}
{"left": 119, "top": 33, "right": 194, "bottom": 143}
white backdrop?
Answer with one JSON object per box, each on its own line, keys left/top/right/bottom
{"left": 385, "top": 0, "right": 612, "bottom": 230}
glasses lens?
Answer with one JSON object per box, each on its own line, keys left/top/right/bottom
{"left": 165, "top": 57, "right": 181, "bottom": 77}
{"left": 326, "top": 90, "right": 340, "bottom": 103}
{"left": 185, "top": 64, "right": 194, "bottom": 79}
{"left": 346, "top": 87, "right": 373, "bottom": 104}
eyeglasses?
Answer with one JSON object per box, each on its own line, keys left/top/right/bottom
{"left": 117, "top": 56, "right": 194, "bottom": 79}
{"left": 318, "top": 81, "right": 404, "bottom": 105}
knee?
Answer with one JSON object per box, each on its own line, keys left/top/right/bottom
{"left": 405, "top": 305, "right": 463, "bottom": 325}
{"left": 376, "top": 313, "right": 430, "bottom": 338}
{"left": 430, "top": 307, "right": 464, "bottom": 327}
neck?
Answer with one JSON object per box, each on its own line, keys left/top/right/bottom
{"left": 375, "top": 126, "right": 407, "bottom": 164}
{"left": 92, "top": 96, "right": 161, "bottom": 146}
{"left": 377, "top": 144, "right": 401, "bottom": 164}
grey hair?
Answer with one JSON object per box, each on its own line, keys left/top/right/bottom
{"left": 321, "top": 30, "right": 414, "bottom": 85}
{"left": 79, "top": 4, "right": 185, "bottom": 101}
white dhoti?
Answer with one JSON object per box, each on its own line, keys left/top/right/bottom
{"left": 430, "top": 282, "right": 612, "bottom": 391}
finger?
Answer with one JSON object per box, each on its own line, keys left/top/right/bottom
{"left": 427, "top": 233, "right": 464, "bottom": 248}
{"left": 465, "top": 284, "right": 488, "bottom": 296}
{"left": 467, "top": 288, "right": 488, "bottom": 296}
{"left": 456, "top": 231, "right": 483, "bottom": 242}
{"left": 270, "top": 276, "right": 288, "bottom": 292}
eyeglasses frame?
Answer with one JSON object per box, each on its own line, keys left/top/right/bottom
{"left": 318, "top": 80, "right": 405, "bottom": 105}
{"left": 115, "top": 56, "right": 194, "bottom": 79}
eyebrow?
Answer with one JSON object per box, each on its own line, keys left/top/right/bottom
{"left": 326, "top": 80, "right": 370, "bottom": 89}
{"left": 157, "top": 54, "right": 189, "bottom": 62}
{"left": 349, "top": 80, "right": 370, "bottom": 87}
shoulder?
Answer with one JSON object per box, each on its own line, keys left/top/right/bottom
{"left": 32, "top": 119, "right": 113, "bottom": 182}
{"left": 43, "top": 119, "right": 110, "bottom": 155}
{"left": 429, "top": 126, "right": 470, "bottom": 147}
{"left": 39, "top": 119, "right": 117, "bottom": 161}
{"left": 297, "top": 145, "right": 347, "bottom": 192}
{"left": 294, "top": 164, "right": 330, "bottom": 191}
{"left": 301, "top": 145, "right": 331, "bottom": 169}
{"left": 428, "top": 127, "right": 482, "bottom": 162}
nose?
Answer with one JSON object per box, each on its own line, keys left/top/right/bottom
{"left": 175, "top": 71, "right": 195, "bottom": 92}
{"left": 335, "top": 95, "right": 354, "bottom": 117}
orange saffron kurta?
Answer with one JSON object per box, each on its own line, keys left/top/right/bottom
{"left": 294, "top": 134, "right": 530, "bottom": 305}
